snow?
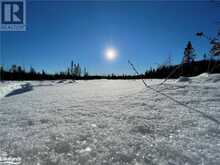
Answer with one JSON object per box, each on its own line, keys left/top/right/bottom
{"left": 176, "top": 76, "right": 192, "bottom": 83}
{"left": 0, "top": 74, "right": 220, "bottom": 165}
{"left": 192, "top": 73, "right": 220, "bottom": 83}
{"left": 176, "top": 73, "right": 220, "bottom": 84}
{"left": 0, "top": 82, "right": 31, "bottom": 99}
